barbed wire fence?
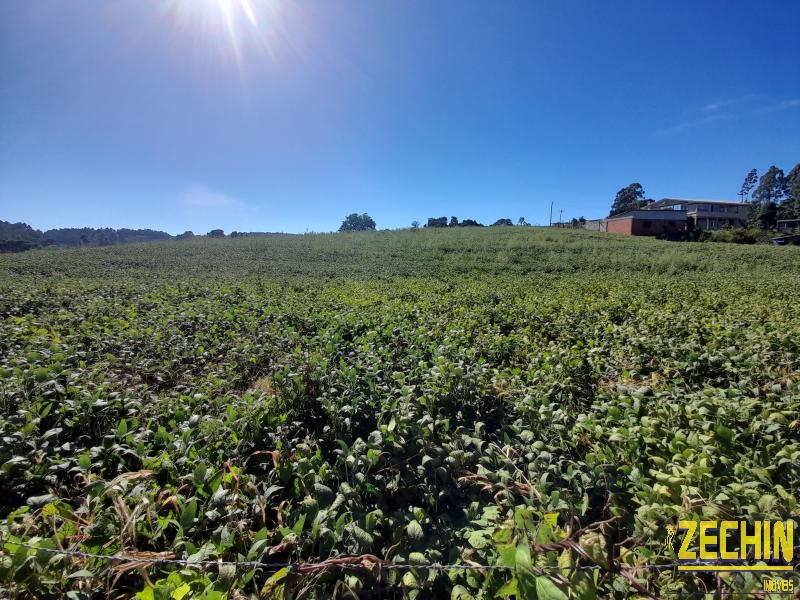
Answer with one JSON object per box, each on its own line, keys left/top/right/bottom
{"left": 4, "top": 508, "right": 800, "bottom": 599}
{"left": 4, "top": 538, "right": 729, "bottom": 572}
{"left": 6, "top": 538, "right": 798, "bottom": 599}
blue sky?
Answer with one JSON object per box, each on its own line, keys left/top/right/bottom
{"left": 1, "top": 1, "right": 798, "bottom": 233}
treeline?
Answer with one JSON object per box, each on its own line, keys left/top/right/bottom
{"left": 338, "top": 213, "right": 533, "bottom": 232}
{"left": 0, "top": 221, "right": 295, "bottom": 252}
{"left": 416, "top": 216, "right": 529, "bottom": 228}
{"left": 0, "top": 221, "right": 174, "bottom": 253}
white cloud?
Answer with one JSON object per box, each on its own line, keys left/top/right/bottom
{"left": 656, "top": 95, "right": 800, "bottom": 136}
{"left": 655, "top": 113, "right": 732, "bottom": 136}
{"left": 179, "top": 185, "right": 252, "bottom": 210}
{"left": 701, "top": 95, "right": 759, "bottom": 113}
{"left": 755, "top": 98, "right": 800, "bottom": 114}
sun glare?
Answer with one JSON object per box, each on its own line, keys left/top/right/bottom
{"left": 163, "top": 0, "right": 283, "bottom": 65}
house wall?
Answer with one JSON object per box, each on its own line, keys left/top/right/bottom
{"left": 630, "top": 218, "right": 685, "bottom": 236}
{"left": 607, "top": 217, "right": 685, "bottom": 236}
{"left": 607, "top": 218, "right": 633, "bottom": 234}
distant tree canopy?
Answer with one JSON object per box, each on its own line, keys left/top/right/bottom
{"left": 0, "top": 220, "right": 173, "bottom": 252}
{"left": 609, "top": 183, "right": 646, "bottom": 217}
{"left": 784, "top": 164, "right": 800, "bottom": 219}
{"left": 750, "top": 201, "right": 779, "bottom": 230}
{"left": 0, "top": 220, "right": 287, "bottom": 253}
{"left": 753, "top": 166, "right": 787, "bottom": 205}
{"left": 339, "top": 213, "right": 376, "bottom": 232}
{"left": 746, "top": 163, "right": 799, "bottom": 228}
{"left": 0, "top": 239, "right": 40, "bottom": 253}
{"left": 426, "top": 217, "right": 448, "bottom": 228}
{"left": 0, "top": 221, "right": 40, "bottom": 242}
{"left": 491, "top": 218, "right": 513, "bottom": 226}
{"left": 425, "top": 216, "right": 484, "bottom": 228}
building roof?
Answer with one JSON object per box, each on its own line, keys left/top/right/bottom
{"left": 649, "top": 198, "right": 745, "bottom": 208}
{"left": 607, "top": 209, "right": 687, "bottom": 221}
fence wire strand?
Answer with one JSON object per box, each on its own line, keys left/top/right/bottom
{"left": 7, "top": 539, "right": 794, "bottom": 575}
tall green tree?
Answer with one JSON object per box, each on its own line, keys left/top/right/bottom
{"left": 739, "top": 168, "right": 758, "bottom": 202}
{"left": 779, "top": 163, "right": 800, "bottom": 219}
{"left": 609, "top": 183, "right": 645, "bottom": 217}
{"left": 750, "top": 202, "right": 779, "bottom": 230}
{"left": 752, "top": 166, "right": 787, "bottom": 205}
{"left": 339, "top": 213, "right": 376, "bottom": 232}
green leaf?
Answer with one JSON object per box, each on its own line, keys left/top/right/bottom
{"left": 406, "top": 519, "right": 424, "bottom": 542}
{"left": 171, "top": 583, "right": 191, "bottom": 600}
{"left": 193, "top": 462, "right": 207, "bottom": 485}
{"left": 292, "top": 513, "right": 306, "bottom": 535}
{"left": 402, "top": 570, "right": 419, "bottom": 588}
{"left": 180, "top": 500, "right": 197, "bottom": 531}
{"left": 715, "top": 426, "right": 734, "bottom": 443}
{"left": 313, "top": 483, "right": 334, "bottom": 507}
{"left": 187, "top": 542, "right": 215, "bottom": 563}
{"left": 494, "top": 577, "right": 518, "bottom": 598}
{"left": 515, "top": 542, "right": 536, "bottom": 600}
{"left": 570, "top": 570, "right": 597, "bottom": 600}
{"left": 536, "top": 576, "right": 569, "bottom": 600}
{"left": 468, "top": 530, "right": 490, "bottom": 549}
{"left": 451, "top": 584, "right": 474, "bottom": 600}
{"left": 136, "top": 588, "right": 155, "bottom": 600}
{"left": 67, "top": 569, "right": 95, "bottom": 578}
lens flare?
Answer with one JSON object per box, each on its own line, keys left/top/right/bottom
{"left": 162, "top": 0, "right": 284, "bottom": 65}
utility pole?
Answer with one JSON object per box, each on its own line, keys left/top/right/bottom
{"left": 549, "top": 202, "right": 553, "bottom": 227}
{"left": 559, "top": 209, "right": 563, "bottom": 227}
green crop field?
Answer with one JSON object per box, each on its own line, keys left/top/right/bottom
{"left": 1, "top": 227, "right": 799, "bottom": 599}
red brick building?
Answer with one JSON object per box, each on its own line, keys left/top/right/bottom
{"left": 605, "top": 209, "right": 687, "bottom": 236}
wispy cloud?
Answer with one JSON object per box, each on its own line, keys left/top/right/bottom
{"left": 179, "top": 185, "right": 254, "bottom": 210}
{"left": 655, "top": 113, "right": 733, "bottom": 136}
{"left": 700, "top": 94, "right": 760, "bottom": 114}
{"left": 755, "top": 98, "right": 800, "bottom": 114}
{"left": 656, "top": 94, "right": 800, "bottom": 136}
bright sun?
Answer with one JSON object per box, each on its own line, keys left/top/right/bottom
{"left": 164, "top": 0, "right": 281, "bottom": 63}
{"left": 215, "top": 0, "right": 258, "bottom": 27}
